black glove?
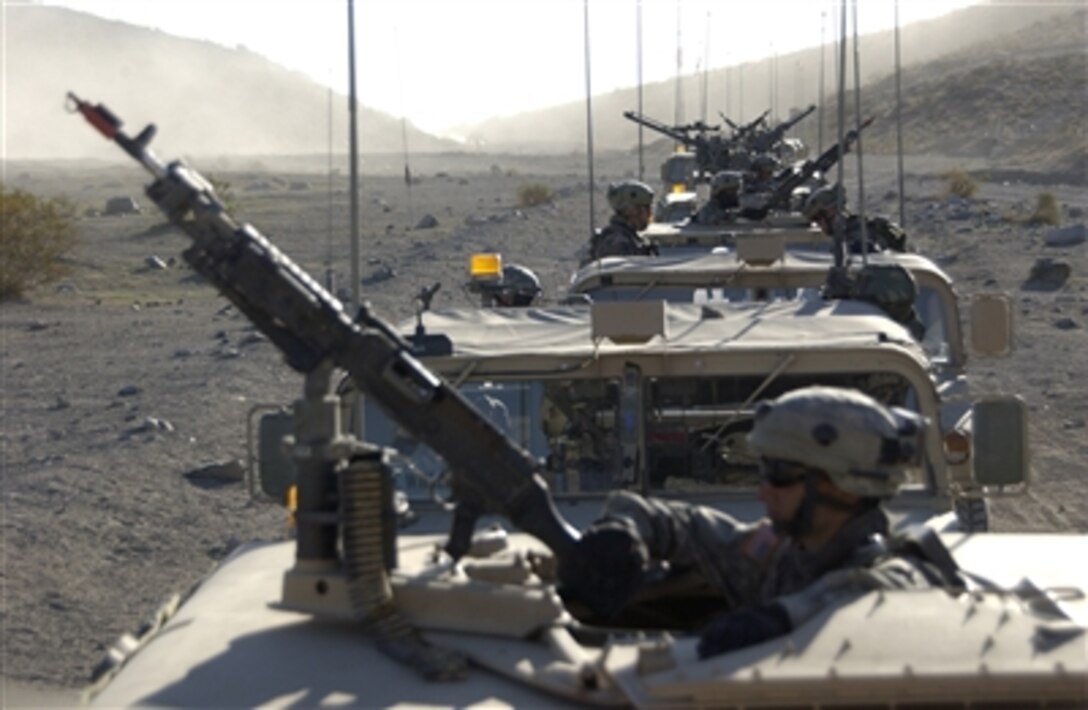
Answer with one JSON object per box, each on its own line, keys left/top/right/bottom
{"left": 696, "top": 603, "right": 791, "bottom": 659}
{"left": 558, "top": 517, "right": 648, "bottom": 620}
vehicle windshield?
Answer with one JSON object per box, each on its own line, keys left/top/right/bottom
{"left": 358, "top": 371, "right": 929, "bottom": 504}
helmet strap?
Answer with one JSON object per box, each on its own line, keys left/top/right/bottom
{"left": 777, "top": 473, "right": 870, "bottom": 539}
{"left": 775, "top": 472, "right": 820, "bottom": 538}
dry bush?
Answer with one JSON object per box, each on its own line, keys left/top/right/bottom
{"left": 1028, "top": 192, "right": 1060, "bottom": 226}
{"left": 208, "top": 175, "right": 241, "bottom": 213}
{"left": 940, "top": 168, "right": 978, "bottom": 199}
{"left": 0, "top": 184, "right": 78, "bottom": 301}
{"left": 517, "top": 182, "right": 554, "bottom": 208}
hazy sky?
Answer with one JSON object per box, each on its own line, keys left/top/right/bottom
{"left": 39, "top": 0, "right": 975, "bottom": 136}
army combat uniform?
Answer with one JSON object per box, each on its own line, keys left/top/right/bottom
{"left": 690, "top": 200, "right": 736, "bottom": 227}
{"left": 590, "top": 216, "right": 657, "bottom": 260}
{"left": 841, "top": 214, "right": 908, "bottom": 253}
{"left": 600, "top": 490, "right": 945, "bottom": 630}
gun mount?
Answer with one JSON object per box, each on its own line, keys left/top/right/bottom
{"left": 748, "top": 104, "right": 817, "bottom": 154}
{"left": 722, "top": 108, "right": 771, "bottom": 142}
{"left": 623, "top": 110, "right": 736, "bottom": 177}
{"left": 744, "top": 115, "right": 875, "bottom": 221}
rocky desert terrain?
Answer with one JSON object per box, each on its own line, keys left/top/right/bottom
{"left": 2, "top": 145, "right": 1086, "bottom": 703}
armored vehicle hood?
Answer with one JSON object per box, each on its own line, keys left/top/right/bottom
{"left": 89, "top": 527, "right": 1088, "bottom": 708}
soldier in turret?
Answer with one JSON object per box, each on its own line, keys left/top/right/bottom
{"left": 586, "top": 180, "right": 657, "bottom": 262}
{"left": 747, "top": 154, "right": 782, "bottom": 192}
{"left": 804, "top": 184, "right": 908, "bottom": 253}
{"left": 690, "top": 171, "right": 743, "bottom": 226}
{"left": 567, "top": 386, "right": 960, "bottom": 656}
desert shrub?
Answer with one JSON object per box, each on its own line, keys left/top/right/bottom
{"left": 1028, "top": 191, "right": 1060, "bottom": 226}
{"left": 940, "top": 168, "right": 978, "bottom": 199}
{"left": 207, "top": 175, "right": 241, "bottom": 213}
{"left": 517, "top": 182, "right": 554, "bottom": 207}
{"left": 0, "top": 184, "right": 78, "bottom": 301}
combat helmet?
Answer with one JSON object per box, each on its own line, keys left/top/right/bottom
{"left": 803, "top": 184, "right": 845, "bottom": 221}
{"left": 747, "top": 385, "right": 926, "bottom": 498}
{"left": 607, "top": 180, "right": 654, "bottom": 213}
{"left": 851, "top": 264, "right": 920, "bottom": 329}
{"left": 750, "top": 154, "right": 781, "bottom": 177}
{"left": 496, "top": 263, "right": 542, "bottom": 307}
{"left": 710, "top": 170, "right": 744, "bottom": 198}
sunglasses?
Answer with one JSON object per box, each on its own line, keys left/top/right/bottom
{"left": 759, "top": 458, "right": 815, "bottom": 488}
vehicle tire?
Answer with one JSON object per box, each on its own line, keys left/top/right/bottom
{"left": 954, "top": 497, "right": 989, "bottom": 532}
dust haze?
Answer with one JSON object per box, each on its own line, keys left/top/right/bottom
{"left": 4, "top": 3, "right": 1084, "bottom": 169}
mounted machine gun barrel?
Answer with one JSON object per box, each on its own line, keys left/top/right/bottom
{"left": 749, "top": 104, "right": 817, "bottom": 154}
{"left": 66, "top": 91, "right": 582, "bottom": 566}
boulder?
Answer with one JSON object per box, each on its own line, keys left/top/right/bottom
{"left": 1044, "top": 224, "right": 1086, "bottom": 248}
{"left": 1022, "top": 258, "right": 1072, "bottom": 291}
{"left": 415, "top": 214, "right": 439, "bottom": 229}
{"left": 104, "top": 196, "right": 139, "bottom": 215}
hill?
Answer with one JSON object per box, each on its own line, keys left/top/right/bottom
{"left": 459, "top": 3, "right": 1086, "bottom": 176}
{"left": 2, "top": 5, "right": 456, "bottom": 161}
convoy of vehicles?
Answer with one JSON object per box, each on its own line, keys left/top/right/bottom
{"left": 68, "top": 62, "right": 1086, "bottom": 707}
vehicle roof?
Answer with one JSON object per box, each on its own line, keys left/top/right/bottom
{"left": 643, "top": 217, "right": 825, "bottom": 249}
{"left": 410, "top": 300, "right": 926, "bottom": 366}
{"left": 569, "top": 249, "right": 954, "bottom": 291}
{"left": 644, "top": 214, "right": 814, "bottom": 236}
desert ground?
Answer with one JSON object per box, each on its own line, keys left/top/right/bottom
{"left": 1, "top": 148, "right": 1086, "bottom": 702}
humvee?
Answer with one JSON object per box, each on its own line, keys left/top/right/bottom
{"left": 567, "top": 246, "right": 1013, "bottom": 532}
{"left": 70, "top": 95, "right": 1086, "bottom": 708}
{"left": 92, "top": 301, "right": 1087, "bottom": 709}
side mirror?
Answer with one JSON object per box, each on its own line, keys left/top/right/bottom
{"left": 247, "top": 406, "right": 296, "bottom": 503}
{"left": 969, "top": 293, "right": 1012, "bottom": 357}
{"left": 972, "top": 395, "right": 1029, "bottom": 488}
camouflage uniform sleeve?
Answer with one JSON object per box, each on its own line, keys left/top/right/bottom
{"left": 775, "top": 554, "right": 935, "bottom": 629}
{"left": 601, "top": 491, "right": 770, "bottom": 607}
{"left": 867, "top": 216, "right": 908, "bottom": 253}
{"left": 595, "top": 228, "right": 638, "bottom": 258}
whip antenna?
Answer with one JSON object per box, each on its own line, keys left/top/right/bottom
{"left": 851, "top": 0, "right": 869, "bottom": 264}
{"left": 583, "top": 0, "right": 596, "bottom": 240}
{"left": 395, "top": 24, "right": 414, "bottom": 225}
{"left": 894, "top": 0, "right": 906, "bottom": 228}
{"left": 326, "top": 81, "right": 335, "bottom": 292}
{"left": 637, "top": 0, "right": 644, "bottom": 182}
{"left": 347, "top": 0, "right": 361, "bottom": 312}
{"left": 834, "top": 0, "right": 848, "bottom": 268}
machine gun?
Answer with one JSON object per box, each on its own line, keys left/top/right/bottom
{"left": 721, "top": 108, "right": 770, "bottom": 143}
{"left": 624, "top": 110, "right": 692, "bottom": 147}
{"left": 623, "top": 110, "right": 734, "bottom": 176}
{"left": 763, "top": 116, "right": 875, "bottom": 213}
{"left": 748, "top": 104, "right": 816, "bottom": 154}
{"left": 67, "top": 93, "right": 641, "bottom": 618}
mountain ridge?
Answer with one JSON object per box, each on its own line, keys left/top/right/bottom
{"left": 4, "top": 2, "right": 1085, "bottom": 175}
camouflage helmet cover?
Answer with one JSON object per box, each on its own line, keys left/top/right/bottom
{"left": 751, "top": 154, "right": 781, "bottom": 173}
{"left": 710, "top": 170, "right": 744, "bottom": 197}
{"left": 497, "top": 263, "right": 542, "bottom": 306}
{"left": 607, "top": 180, "right": 655, "bottom": 213}
{"left": 747, "top": 385, "right": 927, "bottom": 497}
{"left": 803, "top": 184, "right": 845, "bottom": 221}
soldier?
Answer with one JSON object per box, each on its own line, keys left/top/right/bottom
{"left": 565, "top": 385, "right": 960, "bottom": 657}
{"left": 493, "top": 263, "right": 542, "bottom": 307}
{"left": 804, "top": 184, "right": 908, "bottom": 253}
{"left": 747, "top": 154, "right": 781, "bottom": 192}
{"left": 587, "top": 180, "right": 657, "bottom": 262}
{"left": 690, "top": 170, "right": 743, "bottom": 226}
